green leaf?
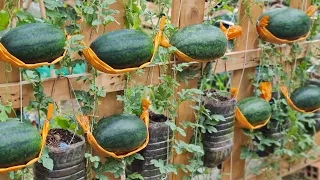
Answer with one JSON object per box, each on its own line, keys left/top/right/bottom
{"left": 44, "top": 0, "right": 63, "bottom": 10}
{"left": 92, "top": 19, "right": 102, "bottom": 26}
{"left": 132, "top": 15, "right": 141, "bottom": 30}
{"left": 54, "top": 116, "right": 70, "bottom": 129}
{"left": 0, "top": 10, "right": 9, "bottom": 30}
{"left": 39, "top": 147, "right": 54, "bottom": 170}
{"left": 124, "top": 153, "right": 144, "bottom": 165}
{"left": 126, "top": 172, "right": 144, "bottom": 180}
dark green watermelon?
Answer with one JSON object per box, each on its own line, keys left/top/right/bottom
{"left": 258, "top": 7, "right": 311, "bottom": 40}
{"left": 93, "top": 114, "right": 147, "bottom": 154}
{"left": 90, "top": 29, "right": 154, "bottom": 69}
{"left": 170, "top": 23, "right": 227, "bottom": 60}
{"left": 1, "top": 23, "right": 66, "bottom": 63}
{"left": 291, "top": 85, "right": 320, "bottom": 111}
{"left": 0, "top": 121, "right": 42, "bottom": 168}
{"left": 237, "top": 97, "right": 272, "bottom": 125}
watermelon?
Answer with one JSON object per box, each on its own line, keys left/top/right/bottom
{"left": 93, "top": 114, "right": 147, "bottom": 154}
{"left": 291, "top": 85, "right": 320, "bottom": 111}
{"left": 258, "top": 7, "right": 311, "bottom": 40}
{"left": 0, "top": 121, "right": 42, "bottom": 168}
{"left": 90, "top": 29, "right": 154, "bottom": 69}
{"left": 1, "top": 23, "right": 66, "bottom": 64}
{"left": 170, "top": 23, "right": 227, "bottom": 60}
{"left": 237, "top": 97, "right": 272, "bottom": 125}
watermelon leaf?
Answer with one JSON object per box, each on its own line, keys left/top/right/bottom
{"left": 38, "top": 147, "right": 54, "bottom": 170}
{"left": 126, "top": 172, "right": 144, "bottom": 180}
{"left": 0, "top": 10, "right": 9, "bottom": 31}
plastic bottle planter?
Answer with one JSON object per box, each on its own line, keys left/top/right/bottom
{"left": 255, "top": 119, "right": 290, "bottom": 157}
{"left": 33, "top": 129, "right": 86, "bottom": 180}
{"left": 202, "top": 91, "right": 236, "bottom": 168}
{"left": 127, "top": 113, "right": 173, "bottom": 180}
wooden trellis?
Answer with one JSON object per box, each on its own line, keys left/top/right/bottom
{"left": 0, "top": 0, "right": 319, "bottom": 179}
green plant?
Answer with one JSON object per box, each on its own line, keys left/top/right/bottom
{"left": 75, "top": 0, "right": 119, "bottom": 32}
{"left": 22, "top": 69, "right": 53, "bottom": 129}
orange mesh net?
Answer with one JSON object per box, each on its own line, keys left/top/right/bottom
{"left": 82, "top": 17, "right": 166, "bottom": 74}
{"left": 76, "top": 99, "right": 151, "bottom": 159}
{"left": 280, "top": 86, "right": 320, "bottom": 113}
{"left": 0, "top": 103, "right": 53, "bottom": 173}
{"left": 256, "top": 6, "right": 317, "bottom": 44}
{"left": 0, "top": 36, "right": 69, "bottom": 69}
{"left": 234, "top": 82, "right": 272, "bottom": 129}
{"left": 160, "top": 23, "right": 243, "bottom": 63}
{"left": 260, "top": 82, "right": 272, "bottom": 102}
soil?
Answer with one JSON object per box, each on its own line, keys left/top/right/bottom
{"left": 149, "top": 112, "right": 169, "bottom": 123}
{"left": 46, "top": 129, "right": 82, "bottom": 148}
{"left": 203, "top": 89, "right": 231, "bottom": 101}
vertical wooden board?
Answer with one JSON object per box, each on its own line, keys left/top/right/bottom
{"left": 172, "top": 79, "right": 199, "bottom": 179}
{"left": 290, "top": 0, "right": 311, "bottom": 9}
{"left": 82, "top": 1, "right": 125, "bottom": 179}
{"left": 92, "top": 0, "right": 125, "bottom": 121}
{"left": 170, "top": 0, "right": 205, "bottom": 179}
{"left": 171, "top": 0, "right": 205, "bottom": 27}
{"left": 221, "top": 1, "right": 263, "bottom": 180}
{"left": 96, "top": 91, "right": 124, "bottom": 118}
{"left": 0, "top": 0, "right": 4, "bottom": 9}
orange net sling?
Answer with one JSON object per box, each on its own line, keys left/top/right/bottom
{"left": 234, "top": 82, "right": 272, "bottom": 129}
{"left": 159, "top": 22, "right": 243, "bottom": 63}
{"left": 280, "top": 86, "right": 320, "bottom": 114}
{"left": 82, "top": 17, "right": 166, "bottom": 74}
{"left": 256, "top": 6, "right": 317, "bottom": 44}
{"left": 76, "top": 99, "right": 151, "bottom": 159}
{"left": 0, "top": 103, "right": 54, "bottom": 173}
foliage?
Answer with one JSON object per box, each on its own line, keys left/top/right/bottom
{"left": 85, "top": 153, "right": 144, "bottom": 180}
{"left": 117, "top": 71, "right": 146, "bottom": 115}
{"left": 38, "top": 146, "right": 54, "bottom": 171}
{"left": 22, "top": 69, "right": 53, "bottom": 129}
{"left": 75, "top": 0, "right": 119, "bottom": 31}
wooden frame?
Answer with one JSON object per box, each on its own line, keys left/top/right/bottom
{"left": 0, "top": 0, "right": 319, "bottom": 179}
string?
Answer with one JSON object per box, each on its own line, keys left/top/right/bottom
{"left": 50, "top": 76, "right": 79, "bottom": 145}
{"left": 19, "top": 69, "right": 23, "bottom": 122}
{"left": 177, "top": 0, "right": 183, "bottom": 27}
{"left": 230, "top": 2, "right": 253, "bottom": 179}
{"left": 237, "top": 20, "right": 251, "bottom": 92}
{"left": 163, "top": 1, "right": 183, "bottom": 179}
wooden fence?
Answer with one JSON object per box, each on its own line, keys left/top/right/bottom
{"left": 0, "top": 0, "right": 319, "bottom": 179}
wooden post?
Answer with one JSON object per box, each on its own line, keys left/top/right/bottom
{"left": 170, "top": 0, "right": 205, "bottom": 179}
{"left": 89, "top": 1, "right": 125, "bottom": 180}
{"left": 290, "top": 0, "right": 311, "bottom": 10}
{"left": 0, "top": 0, "right": 4, "bottom": 9}
{"left": 221, "top": 1, "right": 263, "bottom": 180}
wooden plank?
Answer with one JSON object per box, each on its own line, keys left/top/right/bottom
{"left": 170, "top": 0, "right": 205, "bottom": 179}
{"left": 0, "top": 40, "right": 318, "bottom": 109}
{"left": 221, "top": 1, "right": 264, "bottom": 180}
{"left": 90, "top": 1, "right": 125, "bottom": 179}
{"left": 0, "top": 0, "right": 4, "bottom": 9}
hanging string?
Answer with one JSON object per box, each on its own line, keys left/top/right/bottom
{"left": 237, "top": 20, "right": 251, "bottom": 92}
{"left": 19, "top": 70, "right": 23, "bottom": 122}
